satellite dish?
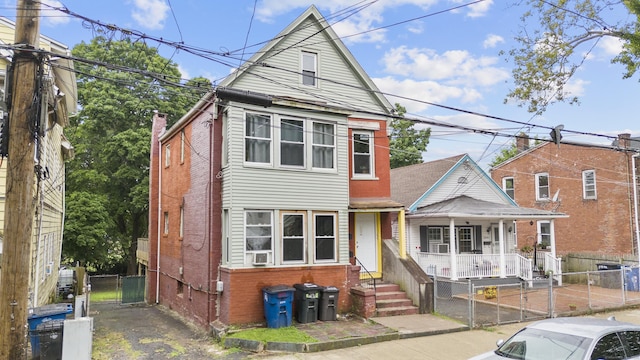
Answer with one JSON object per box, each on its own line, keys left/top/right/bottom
{"left": 552, "top": 189, "right": 560, "bottom": 202}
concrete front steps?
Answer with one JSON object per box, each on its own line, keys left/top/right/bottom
{"left": 375, "top": 283, "right": 419, "bottom": 317}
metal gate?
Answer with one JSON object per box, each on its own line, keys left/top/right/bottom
{"left": 121, "top": 275, "right": 146, "bottom": 304}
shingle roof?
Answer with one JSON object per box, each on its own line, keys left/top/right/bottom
{"left": 410, "top": 195, "right": 567, "bottom": 219}
{"left": 390, "top": 154, "right": 465, "bottom": 209}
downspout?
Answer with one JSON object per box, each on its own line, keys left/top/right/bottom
{"left": 207, "top": 106, "right": 215, "bottom": 324}
{"left": 156, "top": 136, "right": 162, "bottom": 304}
{"left": 633, "top": 154, "right": 640, "bottom": 266}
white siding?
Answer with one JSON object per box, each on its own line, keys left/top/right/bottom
{"left": 415, "top": 165, "right": 511, "bottom": 208}
{"left": 225, "top": 17, "right": 385, "bottom": 113}
{"left": 222, "top": 104, "right": 350, "bottom": 267}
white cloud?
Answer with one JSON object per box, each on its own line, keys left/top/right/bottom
{"left": 373, "top": 76, "right": 482, "bottom": 113}
{"left": 254, "top": 0, "right": 488, "bottom": 43}
{"left": 597, "top": 36, "right": 624, "bottom": 57}
{"left": 40, "top": 0, "right": 71, "bottom": 27}
{"left": 483, "top": 34, "right": 504, "bottom": 49}
{"left": 130, "top": 0, "right": 169, "bottom": 30}
{"left": 381, "top": 46, "right": 509, "bottom": 87}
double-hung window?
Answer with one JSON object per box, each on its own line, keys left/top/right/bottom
{"left": 314, "top": 214, "right": 336, "bottom": 262}
{"left": 282, "top": 213, "right": 305, "bottom": 262}
{"left": 280, "top": 119, "right": 305, "bottom": 167}
{"left": 503, "top": 177, "right": 515, "bottom": 199}
{"left": 538, "top": 221, "right": 551, "bottom": 248}
{"left": 301, "top": 51, "right": 317, "bottom": 86}
{"left": 582, "top": 169, "right": 597, "bottom": 199}
{"left": 245, "top": 211, "right": 272, "bottom": 252}
{"left": 245, "top": 113, "right": 271, "bottom": 164}
{"left": 535, "top": 173, "right": 549, "bottom": 200}
{"left": 353, "top": 130, "right": 374, "bottom": 177}
{"left": 312, "top": 122, "right": 335, "bottom": 169}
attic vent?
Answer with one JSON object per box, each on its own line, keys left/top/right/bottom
{"left": 457, "top": 176, "right": 468, "bottom": 184}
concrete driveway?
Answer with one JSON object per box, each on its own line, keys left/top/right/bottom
{"left": 90, "top": 302, "right": 251, "bottom": 360}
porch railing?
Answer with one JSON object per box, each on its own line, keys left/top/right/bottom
{"left": 544, "top": 252, "right": 563, "bottom": 285}
{"left": 354, "top": 257, "right": 377, "bottom": 292}
{"left": 414, "top": 252, "right": 535, "bottom": 281}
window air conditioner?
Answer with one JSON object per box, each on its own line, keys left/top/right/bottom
{"left": 430, "top": 243, "right": 449, "bottom": 253}
{"left": 252, "top": 252, "right": 269, "bottom": 265}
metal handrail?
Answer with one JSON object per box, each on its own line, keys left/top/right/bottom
{"left": 354, "top": 257, "right": 376, "bottom": 293}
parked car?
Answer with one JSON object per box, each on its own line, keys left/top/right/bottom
{"left": 469, "top": 317, "right": 640, "bottom": 360}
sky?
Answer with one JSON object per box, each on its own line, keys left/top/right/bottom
{"left": 1, "top": 0, "right": 637, "bottom": 169}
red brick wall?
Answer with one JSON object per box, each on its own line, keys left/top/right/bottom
{"left": 219, "top": 265, "right": 354, "bottom": 325}
{"left": 348, "top": 119, "right": 391, "bottom": 199}
{"left": 148, "top": 100, "right": 223, "bottom": 329}
{"left": 491, "top": 143, "right": 635, "bottom": 256}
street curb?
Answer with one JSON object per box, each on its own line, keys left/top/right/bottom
{"left": 224, "top": 327, "right": 470, "bottom": 353}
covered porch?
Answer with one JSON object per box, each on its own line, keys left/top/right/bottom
{"left": 403, "top": 196, "right": 568, "bottom": 283}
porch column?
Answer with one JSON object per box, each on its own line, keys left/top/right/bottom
{"left": 499, "top": 219, "right": 506, "bottom": 278}
{"left": 550, "top": 219, "right": 556, "bottom": 258}
{"left": 398, "top": 210, "right": 407, "bottom": 259}
{"left": 449, "top": 218, "right": 458, "bottom": 280}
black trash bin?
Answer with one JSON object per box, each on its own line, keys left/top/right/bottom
{"left": 32, "top": 319, "right": 64, "bottom": 360}
{"left": 597, "top": 263, "right": 623, "bottom": 289}
{"left": 318, "top": 286, "right": 339, "bottom": 321}
{"left": 293, "top": 283, "right": 320, "bottom": 323}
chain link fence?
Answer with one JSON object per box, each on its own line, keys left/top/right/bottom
{"left": 433, "top": 266, "right": 640, "bottom": 328}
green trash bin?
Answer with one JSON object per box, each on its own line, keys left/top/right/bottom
{"left": 318, "top": 286, "right": 339, "bottom": 321}
{"left": 293, "top": 283, "right": 320, "bottom": 323}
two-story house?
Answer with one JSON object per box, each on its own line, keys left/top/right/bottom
{"left": 147, "top": 6, "right": 402, "bottom": 328}
{"left": 490, "top": 134, "right": 640, "bottom": 259}
{"left": 0, "top": 17, "right": 77, "bottom": 306}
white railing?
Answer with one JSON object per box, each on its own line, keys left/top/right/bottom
{"left": 544, "top": 252, "right": 563, "bottom": 285}
{"left": 414, "top": 252, "right": 537, "bottom": 280}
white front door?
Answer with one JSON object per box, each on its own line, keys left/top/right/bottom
{"left": 355, "top": 213, "right": 378, "bottom": 273}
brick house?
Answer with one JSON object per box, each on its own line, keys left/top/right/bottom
{"left": 490, "top": 134, "right": 640, "bottom": 258}
{"left": 147, "top": 6, "right": 402, "bottom": 328}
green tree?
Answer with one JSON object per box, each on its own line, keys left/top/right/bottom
{"left": 506, "top": 0, "right": 640, "bottom": 114}
{"left": 64, "top": 37, "right": 210, "bottom": 273}
{"left": 490, "top": 133, "right": 542, "bottom": 167}
{"left": 389, "top": 103, "right": 431, "bottom": 168}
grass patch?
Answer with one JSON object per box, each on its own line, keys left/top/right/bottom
{"left": 227, "top": 326, "right": 318, "bottom": 344}
{"left": 92, "top": 330, "right": 144, "bottom": 360}
{"left": 91, "top": 290, "right": 119, "bottom": 302}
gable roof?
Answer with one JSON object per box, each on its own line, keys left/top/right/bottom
{"left": 409, "top": 195, "right": 567, "bottom": 219}
{"left": 391, "top": 154, "right": 465, "bottom": 209}
{"left": 217, "top": 5, "right": 392, "bottom": 115}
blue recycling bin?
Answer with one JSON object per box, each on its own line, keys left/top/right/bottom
{"left": 28, "top": 303, "right": 72, "bottom": 359}
{"left": 262, "top": 285, "right": 295, "bottom": 328}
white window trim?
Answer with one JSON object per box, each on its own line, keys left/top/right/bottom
{"left": 503, "top": 177, "right": 515, "bottom": 199}
{"left": 301, "top": 51, "right": 318, "bottom": 87}
{"left": 537, "top": 221, "right": 551, "bottom": 246}
{"left": 179, "top": 206, "right": 184, "bottom": 238}
{"left": 244, "top": 210, "right": 274, "bottom": 255}
{"left": 279, "top": 117, "right": 306, "bottom": 169}
{"left": 281, "top": 212, "right": 306, "bottom": 264}
{"left": 165, "top": 144, "right": 170, "bottom": 167}
{"left": 582, "top": 169, "right": 597, "bottom": 199}
{"left": 535, "top": 173, "right": 550, "bottom": 201}
{"left": 352, "top": 130, "right": 375, "bottom": 179}
{"left": 244, "top": 112, "right": 273, "bottom": 166}
{"left": 163, "top": 212, "right": 169, "bottom": 235}
{"left": 313, "top": 212, "right": 337, "bottom": 263}
{"left": 311, "top": 121, "right": 336, "bottom": 171}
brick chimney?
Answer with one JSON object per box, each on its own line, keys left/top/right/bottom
{"left": 618, "top": 133, "right": 631, "bottom": 149}
{"left": 516, "top": 134, "right": 530, "bottom": 152}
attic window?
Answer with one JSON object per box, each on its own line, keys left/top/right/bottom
{"left": 457, "top": 176, "right": 468, "bottom": 184}
{"left": 301, "top": 51, "right": 317, "bottom": 86}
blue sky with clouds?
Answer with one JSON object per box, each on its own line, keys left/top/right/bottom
{"left": 2, "top": 0, "right": 637, "bottom": 169}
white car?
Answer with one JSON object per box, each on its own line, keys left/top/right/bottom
{"left": 470, "top": 317, "right": 640, "bottom": 360}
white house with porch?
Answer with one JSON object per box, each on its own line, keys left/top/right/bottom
{"left": 391, "top": 154, "right": 568, "bottom": 283}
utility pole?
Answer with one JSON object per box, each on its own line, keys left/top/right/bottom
{"left": 0, "top": 1, "right": 41, "bottom": 358}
